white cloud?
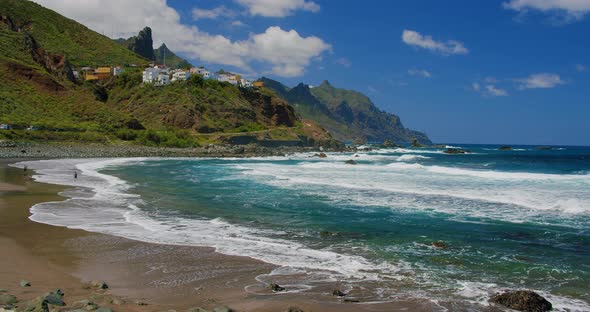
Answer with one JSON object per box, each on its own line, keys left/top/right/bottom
{"left": 235, "top": 0, "right": 320, "bottom": 17}
{"left": 517, "top": 73, "right": 566, "bottom": 89}
{"left": 31, "top": 0, "right": 330, "bottom": 77}
{"left": 367, "top": 85, "right": 378, "bottom": 93}
{"left": 192, "top": 6, "right": 236, "bottom": 20}
{"left": 230, "top": 20, "right": 246, "bottom": 27}
{"left": 402, "top": 29, "right": 468, "bottom": 55}
{"left": 473, "top": 82, "right": 508, "bottom": 96}
{"left": 503, "top": 0, "right": 590, "bottom": 20}
{"left": 408, "top": 68, "right": 432, "bottom": 78}
{"left": 485, "top": 85, "right": 509, "bottom": 96}
{"left": 576, "top": 64, "right": 587, "bottom": 72}
{"left": 472, "top": 82, "right": 481, "bottom": 92}
{"left": 335, "top": 57, "right": 352, "bottom": 68}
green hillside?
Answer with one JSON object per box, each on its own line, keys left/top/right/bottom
{"left": 261, "top": 78, "right": 431, "bottom": 144}
{"left": 0, "top": 0, "right": 337, "bottom": 148}
{"left": 154, "top": 44, "right": 192, "bottom": 69}
{"left": 0, "top": 0, "right": 146, "bottom": 67}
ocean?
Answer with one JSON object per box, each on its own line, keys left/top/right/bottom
{"left": 16, "top": 144, "right": 590, "bottom": 311}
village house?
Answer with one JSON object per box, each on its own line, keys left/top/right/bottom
{"left": 142, "top": 68, "right": 160, "bottom": 83}
{"left": 190, "top": 67, "right": 211, "bottom": 79}
{"left": 240, "top": 78, "right": 252, "bottom": 88}
{"left": 95, "top": 67, "right": 111, "bottom": 80}
{"left": 253, "top": 81, "right": 265, "bottom": 88}
{"left": 171, "top": 70, "right": 191, "bottom": 82}
{"left": 217, "top": 73, "right": 239, "bottom": 85}
{"left": 112, "top": 67, "right": 124, "bottom": 76}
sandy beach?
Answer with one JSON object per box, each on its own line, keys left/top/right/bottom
{"left": 0, "top": 159, "right": 436, "bottom": 312}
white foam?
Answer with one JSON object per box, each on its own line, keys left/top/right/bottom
{"left": 396, "top": 154, "right": 431, "bottom": 162}
{"left": 14, "top": 158, "right": 403, "bottom": 283}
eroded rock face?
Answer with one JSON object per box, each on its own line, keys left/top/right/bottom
{"left": 126, "top": 27, "right": 155, "bottom": 61}
{"left": 23, "top": 33, "right": 75, "bottom": 83}
{"left": 489, "top": 290, "right": 552, "bottom": 312}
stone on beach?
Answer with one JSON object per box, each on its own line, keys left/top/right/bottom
{"left": 332, "top": 289, "right": 347, "bottom": 297}
{"left": 0, "top": 294, "right": 18, "bottom": 306}
{"left": 90, "top": 281, "right": 109, "bottom": 290}
{"left": 20, "top": 280, "right": 31, "bottom": 287}
{"left": 268, "top": 283, "right": 286, "bottom": 292}
{"left": 345, "top": 159, "right": 357, "bottom": 165}
{"left": 489, "top": 290, "right": 552, "bottom": 312}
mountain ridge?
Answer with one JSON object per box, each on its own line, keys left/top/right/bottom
{"left": 260, "top": 77, "right": 431, "bottom": 144}
{"left": 116, "top": 27, "right": 192, "bottom": 69}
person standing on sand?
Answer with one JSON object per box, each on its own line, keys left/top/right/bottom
{"left": 74, "top": 171, "right": 78, "bottom": 179}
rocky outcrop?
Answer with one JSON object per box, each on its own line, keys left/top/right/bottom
{"left": 489, "top": 290, "right": 552, "bottom": 312}
{"left": 268, "top": 283, "right": 286, "bottom": 292}
{"left": 23, "top": 33, "right": 75, "bottom": 83}
{"left": 499, "top": 145, "right": 513, "bottom": 151}
{"left": 122, "top": 27, "right": 155, "bottom": 61}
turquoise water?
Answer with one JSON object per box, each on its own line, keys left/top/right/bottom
{"left": 19, "top": 145, "right": 590, "bottom": 310}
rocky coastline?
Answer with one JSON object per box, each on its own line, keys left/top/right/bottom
{"left": 0, "top": 141, "right": 350, "bottom": 159}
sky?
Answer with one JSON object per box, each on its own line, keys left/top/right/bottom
{"left": 32, "top": 0, "right": 590, "bottom": 145}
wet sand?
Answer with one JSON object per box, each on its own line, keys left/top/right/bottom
{"left": 0, "top": 159, "right": 436, "bottom": 311}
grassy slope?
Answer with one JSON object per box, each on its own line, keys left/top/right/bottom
{"left": 154, "top": 44, "right": 192, "bottom": 69}
{"left": 0, "top": 0, "right": 146, "bottom": 67}
{"left": 0, "top": 0, "right": 337, "bottom": 147}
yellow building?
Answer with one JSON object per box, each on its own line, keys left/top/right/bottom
{"left": 84, "top": 73, "right": 99, "bottom": 81}
{"left": 95, "top": 67, "right": 111, "bottom": 80}
{"left": 253, "top": 81, "right": 264, "bottom": 88}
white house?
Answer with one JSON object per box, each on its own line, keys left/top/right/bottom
{"left": 240, "top": 78, "right": 252, "bottom": 88}
{"left": 112, "top": 67, "right": 124, "bottom": 76}
{"left": 142, "top": 68, "right": 161, "bottom": 83}
{"left": 217, "top": 73, "right": 238, "bottom": 85}
{"left": 191, "top": 67, "right": 211, "bottom": 79}
{"left": 157, "top": 73, "right": 170, "bottom": 85}
{"left": 171, "top": 71, "right": 191, "bottom": 82}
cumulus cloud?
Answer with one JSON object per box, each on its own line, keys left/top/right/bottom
{"left": 31, "top": 0, "right": 330, "bottom": 77}
{"left": 192, "top": 6, "right": 236, "bottom": 20}
{"left": 576, "top": 64, "right": 587, "bottom": 72}
{"left": 503, "top": 0, "right": 590, "bottom": 21}
{"left": 485, "top": 85, "right": 509, "bottom": 96}
{"left": 408, "top": 68, "right": 432, "bottom": 78}
{"left": 517, "top": 73, "right": 565, "bottom": 89}
{"left": 402, "top": 29, "right": 468, "bottom": 55}
{"left": 472, "top": 82, "right": 508, "bottom": 97}
{"left": 236, "top": 0, "right": 320, "bottom": 17}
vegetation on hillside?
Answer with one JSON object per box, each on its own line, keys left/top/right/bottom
{"left": 0, "top": 0, "right": 146, "bottom": 67}
{"left": 260, "top": 77, "right": 431, "bottom": 144}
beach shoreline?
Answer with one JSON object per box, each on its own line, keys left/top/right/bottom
{"left": 0, "top": 158, "right": 434, "bottom": 311}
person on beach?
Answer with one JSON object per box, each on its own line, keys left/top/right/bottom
{"left": 74, "top": 171, "right": 78, "bottom": 179}
{"left": 23, "top": 165, "right": 27, "bottom": 174}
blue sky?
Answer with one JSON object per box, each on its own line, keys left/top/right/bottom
{"left": 35, "top": 0, "right": 590, "bottom": 145}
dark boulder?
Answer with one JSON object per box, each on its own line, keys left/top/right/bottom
{"left": 431, "top": 241, "right": 448, "bottom": 249}
{"left": 20, "top": 280, "right": 31, "bottom": 287}
{"left": 268, "top": 283, "right": 286, "bottom": 292}
{"left": 332, "top": 289, "right": 347, "bottom": 297}
{"left": 499, "top": 145, "right": 513, "bottom": 151}
{"left": 444, "top": 148, "right": 470, "bottom": 154}
{"left": 345, "top": 159, "right": 357, "bottom": 165}
{"left": 489, "top": 290, "right": 552, "bottom": 312}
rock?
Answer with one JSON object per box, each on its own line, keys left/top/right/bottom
{"left": 0, "top": 289, "right": 5, "bottom": 293}
{"left": 536, "top": 146, "right": 553, "bottom": 150}
{"left": 24, "top": 297, "right": 48, "bottom": 312}
{"left": 343, "top": 298, "right": 360, "bottom": 303}
{"left": 44, "top": 289, "right": 65, "bottom": 306}
{"left": 268, "top": 283, "right": 286, "bottom": 292}
{"left": 443, "top": 148, "right": 470, "bottom": 154}
{"left": 0, "top": 294, "right": 17, "bottom": 306}
{"left": 312, "top": 152, "right": 327, "bottom": 158}
{"left": 213, "top": 306, "right": 234, "bottom": 312}
{"left": 90, "top": 281, "right": 109, "bottom": 290}
{"left": 134, "top": 300, "right": 148, "bottom": 306}
{"left": 498, "top": 145, "right": 513, "bottom": 151}
{"left": 344, "top": 159, "right": 357, "bottom": 165}
{"left": 489, "top": 290, "right": 552, "bottom": 312}
{"left": 332, "top": 289, "right": 347, "bottom": 297}
{"left": 20, "top": 280, "right": 31, "bottom": 287}
{"left": 108, "top": 298, "right": 124, "bottom": 305}
{"left": 285, "top": 307, "right": 304, "bottom": 312}
{"left": 411, "top": 138, "right": 424, "bottom": 148}
{"left": 73, "top": 299, "right": 98, "bottom": 311}
{"left": 431, "top": 241, "right": 448, "bottom": 249}
{"left": 95, "top": 308, "right": 112, "bottom": 312}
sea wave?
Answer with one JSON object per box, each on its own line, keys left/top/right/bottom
{"left": 13, "top": 158, "right": 404, "bottom": 282}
